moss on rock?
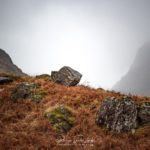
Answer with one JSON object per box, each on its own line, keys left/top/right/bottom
{"left": 11, "top": 82, "right": 46, "bottom": 103}
{"left": 44, "top": 105, "right": 76, "bottom": 133}
{"left": 36, "top": 74, "right": 51, "bottom": 81}
{"left": 11, "top": 83, "right": 36, "bottom": 100}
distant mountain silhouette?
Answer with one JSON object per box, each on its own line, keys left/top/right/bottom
{"left": 113, "top": 43, "right": 150, "bottom": 96}
{"left": 0, "top": 49, "right": 26, "bottom": 76}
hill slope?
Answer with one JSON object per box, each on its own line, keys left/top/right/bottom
{"left": 0, "top": 49, "right": 26, "bottom": 76}
{"left": 0, "top": 77, "right": 149, "bottom": 150}
{"left": 113, "top": 43, "right": 150, "bottom": 96}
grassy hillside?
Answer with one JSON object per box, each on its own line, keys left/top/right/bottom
{"left": 0, "top": 76, "right": 149, "bottom": 150}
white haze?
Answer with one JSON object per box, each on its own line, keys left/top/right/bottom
{"left": 0, "top": 0, "right": 150, "bottom": 89}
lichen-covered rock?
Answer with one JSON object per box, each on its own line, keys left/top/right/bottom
{"left": 96, "top": 96, "right": 138, "bottom": 133}
{"left": 11, "top": 82, "right": 46, "bottom": 103}
{"left": 11, "top": 83, "right": 37, "bottom": 100}
{"left": 51, "top": 66, "right": 82, "bottom": 86}
{"left": 0, "top": 77, "right": 13, "bottom": 84}
{"left": 44, "top": 105, "right": 76, "bottom": 133}
{"left": 138, "top": 102, "right": 150, "bottom": 125}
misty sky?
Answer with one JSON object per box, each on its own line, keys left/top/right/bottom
{"left": 0, "top": 0, "right": 150, "bottom": 89}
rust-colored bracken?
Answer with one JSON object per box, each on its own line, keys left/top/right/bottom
{"left": 0, "top": 77, "right": 149, "bottom": 150}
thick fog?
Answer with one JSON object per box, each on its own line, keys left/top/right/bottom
{"left": 0, "top": 0, "right": 150, "bottom": 89}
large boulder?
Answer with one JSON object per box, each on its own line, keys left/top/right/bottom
{"left": 51, "top": 66, "right": 82, "bottom": 86}
{"left": 96, "top": 96, "right": 138, "bottom": 133}
{"left": 138, "top": 102, "right": 150, "bottom": 125}
{"left": 0, "top": 77, "right": 13, "bottom": 84}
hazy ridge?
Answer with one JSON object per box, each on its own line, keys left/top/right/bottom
{"left": 113, "top": 43, "right": 150, "bottom": 96}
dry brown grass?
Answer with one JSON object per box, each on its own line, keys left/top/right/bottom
{"left": 0, "top": 77, "right": 149, "bottom": 150}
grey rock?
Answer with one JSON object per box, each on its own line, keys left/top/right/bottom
{"left": 51, "top": 66, "right": 82, "bottom": 86}
{"left": 11, "top": 83, "right": 36, "bottom": 100}
{"left": 0, "top": 77, "right": 13, "bottom": 84}
{"left": 96, "top": 96, "right": 138, "bottom": 133}
{"left": 138, "top": 102, "right": 150, "bottom": 125}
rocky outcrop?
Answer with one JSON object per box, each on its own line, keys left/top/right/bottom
{"left": 96, "top": 96, "right": 138, "bottom": 133}
{"left": 0, "top": 49, "right": 26, "bottom": 76}
{"left": 51, "top": 66, "right": 82, "bottom": 86}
